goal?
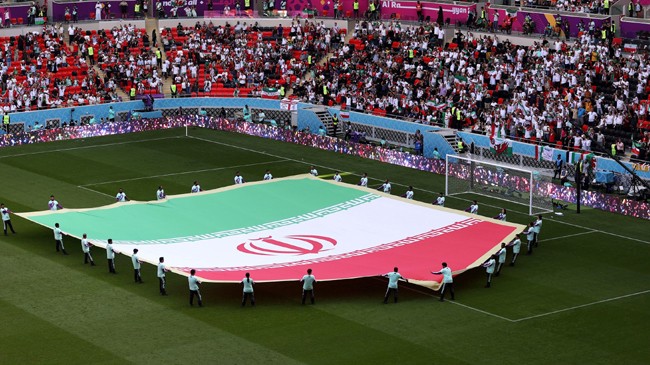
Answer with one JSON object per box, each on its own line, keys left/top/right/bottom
{"left": 445, "top": 155, "right": 554, "bottom": 215}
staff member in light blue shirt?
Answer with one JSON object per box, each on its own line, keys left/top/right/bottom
{"left": 106, "top": 238, "right": 116, "bottom": 273}
{"left": 1, "top": 203, "right": 16, "bottom": 235}
{"left": 482, "top": 255, "right": 496, "bottom": 288}
{"left": 53, "top": 223, "right": 69, "bottom": 255}
{"left": 525, "top": 222, "right": 535, "bottom": 255}
{"left": 81, "top": 233, "right": 95, "bottom": 266}
{"left": 431, "top": 262, "right": 454, "bottom": 301}
{"left": 189, "top": 269, "right": 203, "bottom": 307}
{"left": 383, "top": 267, "right": 408, "bottom": 304}
{"left": 241, "top": 272, "right": 255, "bottom": 307}
{"left": 508, "top": 234, "right": 522, "bottom": 266}
{"left": 495, "top": 243, "right": 507, "bottom": 276}
{"left": 132, "top": 249, "right": 143, "bottom": 283}
{"left": 158, "top": 257, "right": 168, "bottom": 295}
{"left": 533, "top": 215, "right": 543, "bottom": 247}
{"left": 300, "top": 268, "right": 316, "bottom": 305}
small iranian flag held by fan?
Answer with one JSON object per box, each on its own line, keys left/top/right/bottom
{"left": 489, "top": 124, "right": 513, "bottom": 156}
{"left": 261, "top": 87, "right": 280, "bottom": 99}
{"left": 536, "top": 145, "right": 554, "bottom": 161}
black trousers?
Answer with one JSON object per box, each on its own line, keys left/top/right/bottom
{"left": 242, "top": 292, "right": 255, "bottom": 306}
{"left": 302, "top": 289, "right": 315, "bottom": 304}
{"left": 190, "top": 289, "right": 202, "bottom": 306}
{"left": 55, "top": 239, "right": 67, "bottom": 253}
{"left": 84, "top": 252, "right": 94, "bottom": 264}
{"left": 159, "top": 277, "right": 166, "bottom": 294}
{"left": 486, "top": 272, "right": 492, "bottom": 287}
{"left": 384, "top": 287, "right": 398, "bottom": 303}
{"left": 3, "top": 219, "right": 15, "bottom": 234}
{"left": 439, "top": 282, "right": 455, "bottom": 301}
{"left": 527, "top": 240, "right": 534, "bottom": 254}
{"left": 108, "top": 258, "right": 116, "bottom": 273}
{"left": 134, "top": 269, "right": 142, "bottom": 283}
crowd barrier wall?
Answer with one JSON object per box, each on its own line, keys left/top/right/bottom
{"left": 620, "top": 16, "right": 650, "bottom": 39}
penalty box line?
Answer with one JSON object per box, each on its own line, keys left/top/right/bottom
{"left": 186, "top": 134, "right": 649, "bottom": 245}
{"left": 79, "top": 159, "right": 291, "bottom": 187}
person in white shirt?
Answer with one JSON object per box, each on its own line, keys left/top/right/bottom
{"left": 402, "top": 186, "right": 414, "bottom": 199}
{"left": 81, "top": 233, "right": 95, "bottom": 265}
{"left": 533, "top": 214, "right": 543, "bottom": 247}
{"left": 378, "top": 179, "right": 391, "bottom": 194}
{"left": 241, "top": 272, "right": 255, "bottom": 306}
{"left": 435, "top": 192, "right": 445, "bottom": 206}
{"left": 300, "top": 268, "right": 316, "bottom": 305}
{"left": 494, "top": 208, "right": 507, "bottom": 221}
{"left": 158, "top": 256, "right": 168, "bottom": 295}
{"left": 53, "top": 223, "right": 68, "bottom": 255}
{"left": 263, "top": 170, "right": 273, "bottom": 180}
{"left": 234, "top": 171, "right": 244, "bottom": 184}
{"left": 115, "top": 188, "right": 129, "bottom": 202}
{"left": 507, "top": 234, "right": 522, "bottom": 266}
{"left": 358, "top": 173, "right": 368, "bottom": 187}
{"left": 333, "top": 171, "right": 342, "bottom": 182}
{"left": 482, "top": 255, "right": 496, "bottom": 288}
{"left": 465, "top": 200, "right": 479, "bottom": 214}
{"left": 431, "top": 262, "right": 454, "bottom": 301}
{"left": 309, "top": 166, "right": 318, "bottom": 176}
{"left": 494, "top": 242, "right": 507, "bottom": 276}
{"left": 191, "top": 181, "right": 202, "bottom": 193}
{"left": 156, "top": 186, "right": 166, "bottom": 200}
{"left": 106, "top": 238, "right": 116, "bottom": 273}
{"left": 189, "top": 269, "right": 202, "bottom": 306}
{"left": 132, "top": 248, "right": 143, "bottom": 283}
{"left": 48, "top": 195, "right": 63, "bottom": 211}
{"left": 383, "top": 267, "right": 408, "bottom": 304}
{"left": 1, "top": 203, "right": 16, "bottom": 235}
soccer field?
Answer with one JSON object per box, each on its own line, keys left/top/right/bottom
{"left": 1, "top": 127, "right": 649, "bottom": 364}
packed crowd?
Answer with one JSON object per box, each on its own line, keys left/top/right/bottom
{"left": 0, "top": 24, "right": 119, "bottom": 117}
{"left": 288, "top": 19, "right": 648, "bottom": 159}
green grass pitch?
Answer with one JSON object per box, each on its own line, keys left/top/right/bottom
{"left": 0, "top": 127, "right": 649, "bottom": 364}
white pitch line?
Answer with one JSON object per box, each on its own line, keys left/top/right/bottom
{"left": 77, "top": 185, "right": 114, "bottom": 198}
{"left": 538, "top": 230, "right": 598, "bottom": 243}
{"left": 80, "top": 159, "right": 290, "bottom": 186}
{"left": 370, "top": 277, "right": 516, "bottom": 322}
{"left": 0, "top": 136, "right": 183, "bottom": 159}
{"left": 187, "top": 134, "right": 650, "bottom": 245}
{"left": 512, "top": 289, "right": 650, "bottom": 322}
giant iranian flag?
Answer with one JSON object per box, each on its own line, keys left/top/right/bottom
{"left": 18, "top": 176, "right": 523, "bottom": 289}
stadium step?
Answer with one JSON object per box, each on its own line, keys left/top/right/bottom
{"left": 312, "top": 107, "right": 336, "bottom": 136}
{"left": 440, "top": 131, "right": 459, "bottom": 153}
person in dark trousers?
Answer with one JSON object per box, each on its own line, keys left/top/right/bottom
{"left": 106, "top": 238, "right": 116, "bottom": 273}
{"left": 383, "top": 267, "right": 408, "bottom": 303}
{"left": 553, "top": 154, "right": 563, "bottom": 179}
{"left": 494, "top": 242, "right": 507, "bottom": 276}
{"left": 81, "top": 233, "right": 95, "bottom": 266}
{"left": 53, "top": 223, "right": 69, "bottom": 255}
{"left": 132, "top": 248, "right": 143, "bottom": 283}
{"left": 241, "top": 272, "right": 255, "bottom": 306}
{"left": 525, "top": 222, "right": 535, "bottom": 255}
{"left": 482, "top": 255, "right": 496, "bottom": 288}
{"left": 431, "top": 262, "right": 454, "bottom": 301}
{"left": 300, "top": 268, "right": 316, "bottom": 305}
{"left": 1, "top": 203, "right": 16, "bottom": 235}
{"left": 158, "top": 257, "right": 168, "bottom": 295}
{"left": 508, "top": 234, "right": 522, "bottom": 266}
{"left": 189, "top": 269, "right": 203, "bottom": 307}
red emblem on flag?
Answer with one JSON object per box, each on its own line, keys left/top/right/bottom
{"left": 237, "top": 235, "right": 337, "bottom": 256}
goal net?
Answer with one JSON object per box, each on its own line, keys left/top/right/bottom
{"left": 445, "top": 155, "right": 554, "bottom": 215}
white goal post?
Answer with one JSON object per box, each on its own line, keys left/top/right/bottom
{"left": 445, "top": 154, "right": 554, "bottom": 216}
